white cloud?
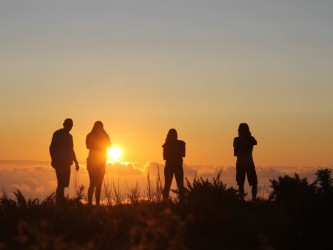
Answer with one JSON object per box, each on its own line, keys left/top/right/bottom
{"left": 106, "top": 162, "right": 143, "bottom": 176}
{"left": 0, "top": 160, "right": 331, "bottom": 201}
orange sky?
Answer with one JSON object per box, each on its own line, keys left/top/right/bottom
{"left": 0, "top": 1, "right": 332, "bottom": 168}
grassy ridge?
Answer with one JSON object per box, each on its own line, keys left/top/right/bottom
{"left": 0, "top": 169, "right": 332, "bottom": 249}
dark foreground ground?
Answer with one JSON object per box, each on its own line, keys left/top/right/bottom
{"left": 1, "top": 170, "right": 332, "bottom": 249}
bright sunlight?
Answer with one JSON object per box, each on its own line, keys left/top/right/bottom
{"left": 107, "top": 146, "right": 123, "bottom": 163}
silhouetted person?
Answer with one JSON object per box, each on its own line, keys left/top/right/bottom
{"left": 50, "top": 118, "right": 80, "bottom": 204}
{"left": 86, "top": 121, "right": 111, "bottom": 205}
{"left": 162, "top": 128, "right": 186, "bottom": 202}
{"left": 233, "top": 123, "right": 258, "bottom": 200}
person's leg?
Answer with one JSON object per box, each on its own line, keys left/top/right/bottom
{"left": 95, "top": 169, "right": 105, "bottom": 206}
{"left": 174, "top": 162, "right": 185, "bottom": 203}
{"left": 55, "top": 165, "right": 70, "bottom": 204}
{"left": 88, "top": 170, "right": 96, "bottom": 205}
{"left": 247, "top": 164, "right": 258, "bottom": 201}
{"left": 236, "top": 164, "right": 246, "bottom": 200}
{"left": 251, "top": 185, "right": 257, "bottom": 200}
{"left": 163, "top": 163, "right": 174, "bottom": 199}
{"left": 56, "top": 185, "right": 65, "bottom": 204}
{"left": 95, "top": 187, "right": 101, "bottom": 205}
{"left": 238, "top": 185, "right": 245, "bottom": 200}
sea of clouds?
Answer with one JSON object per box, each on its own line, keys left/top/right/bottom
{"left": 0, "top": 160, "right": 329, "bottom": 201}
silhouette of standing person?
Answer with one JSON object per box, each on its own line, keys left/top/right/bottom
{"left": 162, "top": 128, "right": 186, "bottom": 202}
{"left": 49, "top": 118, "right": 80, "bottom": 204}
{"left": 233, "top": 123, "right": 258, "bottom": 200}
{"left": 86, "top": 121, "right": 111, "bottom": 205}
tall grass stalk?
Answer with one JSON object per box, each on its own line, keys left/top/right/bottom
{"left": 146, "top": 171, "right": 154, "bottom": 202}
{"left": 155, "top": 164, "right": 163, "bottom": 202}
{"left": 127, "top": 182, "right": 140, "bottom": 204}
{"left": 145, "top": 165, "right": 164, "bottom": 202}
{"left": 73, "top": 170, "right": 85, "bottom": 202}
{"left": 257, "top": 185, "right": 271, "bottom": 200}
{"left": 103, "top": 177, "right": 113, "bottom": 206}
{"left": 112, "top": 178, "right": 122, "bottom": 205}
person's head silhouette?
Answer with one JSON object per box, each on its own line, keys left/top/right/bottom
{"left": 238, "top": 123, "right": 251, "bottom": 137}
{"left": 92, "top": 121, "right": 104, "bottom": 131}
{"left": 63, "top": 118, "right": 73, "bottom": 133}
{"left": 166, "top": 128, "right": 178, "bottom": 142}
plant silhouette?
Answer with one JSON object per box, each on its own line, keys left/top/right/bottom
{"left": 0, "top": 168, "right": 332, "bottom": 249}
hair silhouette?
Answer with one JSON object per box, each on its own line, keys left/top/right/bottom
{"left": 165, "top": 128, "right": 178, "bottom": 142}
{"left": 86, "top": 121, "right": 111, "bottom": 205}
{"left": 233, "top": 123, "right": 258, "bottom": 200}
{"left": 238, "top": 123, "right": 251, "bottom": 137}
{"left": 162, "top": 128, "right": 186, "bottom": 203}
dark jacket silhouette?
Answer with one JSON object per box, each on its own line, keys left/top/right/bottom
{"left": 86, "top": 121, "right": 111, "bottom": 205}
{"left": 49, "top": 118, "right": 79, "bottom": 203}
{"left": 162, "top": 128, "right": 186, "bottom": 202}
{"left": 233, "top": 123, "right": 258, "bottom": 200}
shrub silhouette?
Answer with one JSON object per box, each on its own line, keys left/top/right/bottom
{"left": 185, "top": 171, "right": 239, "bottom": 207}
{"left": 315, "top": 168, "right": 333, "bottom": 197}
{"left": 183, "top": 172, "right": 242, "bottom": 248}
{"left": 269, "top": 168, "right": 333, "bottom": 203}
{"left": 1, "top": 169, "right": 333, "bottom": 249}
{"left": 268, "top": 168, "right": 333, "bottom": 249}
{"left": 269, "top": 173, "right": 316, "bottom": 202}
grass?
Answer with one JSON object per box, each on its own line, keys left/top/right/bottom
{"left": 0, "top": 168, "right": 332, "bottom": 249}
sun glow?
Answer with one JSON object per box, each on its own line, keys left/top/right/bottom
{"left": 107, "top": 146, "right": 123, "bottom": 163}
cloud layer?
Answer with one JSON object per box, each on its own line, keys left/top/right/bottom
{"left": 0, "top": 160, "right": 330, "bottom": 200}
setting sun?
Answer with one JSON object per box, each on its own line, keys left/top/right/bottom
{"left": 107, "top": 146, "right": 123, "bottom": 162}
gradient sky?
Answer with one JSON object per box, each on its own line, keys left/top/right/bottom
{"left": 1, "top": 1, "right": 332, "bottom": 168}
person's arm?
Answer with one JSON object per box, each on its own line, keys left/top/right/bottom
{"left": 180, "top": 141, "right": 186, "bottom": 158}
{"left": 72, "top": 150, "right": 80, "bottom": 171}
{"left": 162, "top": 145, "right": 167, "bottom": 160}
{"left": 107, "top": 134, "right": 111, "bottom": 147}
{"left": 86, "top": 134, "right": 91, "bottom": 149}
{"left": 233, "top": 138, "right": 238, "bottom": 156}
{"left": 49, "top": 141, "right": 54, "bottom": 161}
{"left": 49, "top": 132, "right": 57, "bottom": 168}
